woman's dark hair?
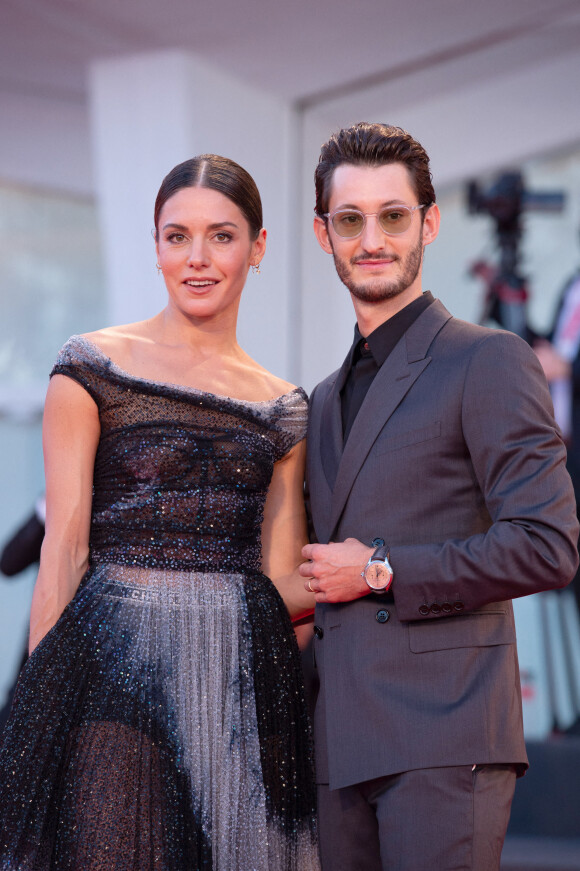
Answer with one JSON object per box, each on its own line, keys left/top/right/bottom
{"left": 314, "top": 122, "right": 436, "bottom": 218}
{"left": 154, "top": 154, "right": 263, "bottom": 240}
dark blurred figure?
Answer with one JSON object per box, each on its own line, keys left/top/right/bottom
{"left": 534, "top": 269, "right": 580, "bottom": 616}
{"left": 534, "top": 268, "right": 580, "bottom": 735}
{"left": 0, "top": 496, "right": 45, "bottom": 732}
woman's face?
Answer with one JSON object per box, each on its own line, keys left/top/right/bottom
{"left": 155, "top": 185, "right": 266, "bottom": 324}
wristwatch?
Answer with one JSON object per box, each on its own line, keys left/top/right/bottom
{"left": 361, "top": 543, "right": 393, "bottom": 594}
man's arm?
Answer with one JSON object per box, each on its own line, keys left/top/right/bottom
{"left": 301, "top": 332, "right": 579, "bottom": 617}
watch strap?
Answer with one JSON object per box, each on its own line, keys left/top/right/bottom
{"left": 371, "top": 544, "right": 390, "bottom": 563}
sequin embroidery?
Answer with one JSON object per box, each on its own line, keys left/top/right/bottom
{"left": 0, "top": 335, "right": 319, "bottom": 871}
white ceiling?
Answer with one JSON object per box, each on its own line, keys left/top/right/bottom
{"left": 1, "top": 0, "right": 580, "bottom": 200}
{"left": 2, "top": 0, "right": 579, "bottom": 113}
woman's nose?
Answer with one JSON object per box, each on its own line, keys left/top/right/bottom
{"left": 186, "top": 238, "right": 210, "bottom": 267}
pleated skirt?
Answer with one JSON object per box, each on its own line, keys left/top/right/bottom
{"left": 0, "top": 563, "right": 319, "bottom": 870}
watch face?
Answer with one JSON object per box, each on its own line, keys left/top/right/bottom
{"left": 365, "top": 561, "right": 393, "bottom": 590}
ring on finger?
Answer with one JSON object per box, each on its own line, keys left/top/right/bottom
{"left": 307, "top": 579, "right": 315, "bottom": 593}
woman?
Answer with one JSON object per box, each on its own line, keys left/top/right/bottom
{"left": 0, "top": 155, "right": 319, "bottom": 870}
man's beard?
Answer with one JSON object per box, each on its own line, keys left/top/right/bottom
{"left": 331, "top": 236, "right": 423, "bottom": 303}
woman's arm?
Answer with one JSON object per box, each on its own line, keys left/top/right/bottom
{"left": 28, "top": 375, "right": 100, "bottom": 653}
{"left": 261, "top": 439, "right": 316, "bottom": 620}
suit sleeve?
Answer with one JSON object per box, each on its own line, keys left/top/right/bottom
{"left": 392, "top": 330, "right": 580, "bottom": 621}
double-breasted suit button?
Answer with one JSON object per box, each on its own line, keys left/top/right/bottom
{"left": 313, "top": 625, "right": 324, "bottom": 639}
{"left": 441, "top": 602, "right": 453, "bottom": 613}
{"left": 430, "top": 603, "right": 442, "bottom": 615}
{"left": 453, "top": 601, "right": 465, "bottom": 612}
{"left": 418, "top": 604, "right": 430, "bottom": 616}
{"left": 375, "top": 609, "right": 390, "bottom": 624}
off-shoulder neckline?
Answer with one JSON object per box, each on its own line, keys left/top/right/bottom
{"left": 69, "top": 335, "right": 306, "bottom": 407}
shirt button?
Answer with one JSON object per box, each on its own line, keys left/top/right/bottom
{"left": 441, "top": 602, "right": 453, "bottom": 613}
{"left": 313, "top": 625, "right": 324, "bottom": 639}
{"left": 419, "top": 604, "right": 430, "bottom": 616}
{"left": 430, "top": 603, "right": 442, "bottom": 615}
{"left": 376, "top": 609, "right": 390, "bottom": 624}
{"left": 453, "top": 601, "right": 465, "bottom": 612}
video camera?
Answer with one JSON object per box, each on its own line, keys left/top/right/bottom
{"left": 467, "top": 171, "right": 565, "bottom": 341}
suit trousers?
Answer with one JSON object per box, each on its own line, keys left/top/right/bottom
{"left": 317, "top": 763, "right": 517, "bottom": 871}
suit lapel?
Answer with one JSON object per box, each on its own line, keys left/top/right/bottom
{"left": 306, "top": 353, "right": 353, "bottom": 545}
{"left": 307, "top": 382, "right": 334, "bottom": 544}
{"left": 319, "top": 354, "right": 351, "bottom": 490}
{"left": 326, "top": 300, "right": 452, "bottom": 540}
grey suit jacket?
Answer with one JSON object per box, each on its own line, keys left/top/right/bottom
{"left": 306, "top": 299, "right": 579, "bottom": 790}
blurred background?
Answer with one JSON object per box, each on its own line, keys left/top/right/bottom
{"left": 1, "top": 1, "right": 580, "bottom": 865}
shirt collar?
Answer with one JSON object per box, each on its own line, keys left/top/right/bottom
{"left": 352, "top": 291, "right": 434, "bottom": 368}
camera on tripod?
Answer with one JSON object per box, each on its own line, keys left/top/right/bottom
{"left": 467, "top": 171, "right": 565, "bottom": 341}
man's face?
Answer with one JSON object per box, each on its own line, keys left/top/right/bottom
{"left": 314, "top": 163, "right": 439, "bottom": 309}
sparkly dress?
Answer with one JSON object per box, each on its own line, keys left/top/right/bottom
{"left": 0, "top": 336, "right": 319, "bottom": 871}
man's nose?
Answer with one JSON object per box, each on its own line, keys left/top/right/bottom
{"left": 360, "top": 215, "right": 386, "bottom": 252}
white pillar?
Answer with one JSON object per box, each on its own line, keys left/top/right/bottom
{"left": 89, "top": 50, "right": 300, "bottom": 381}
{"left": 297, "top": 112, "right": 356, "bottom": 392}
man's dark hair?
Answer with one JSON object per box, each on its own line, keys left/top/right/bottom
{"left": 314, "top": 122, "right": 436, "bottom": 218}
{"left": 154, "top": 154, "right": 263, "bottom": 241}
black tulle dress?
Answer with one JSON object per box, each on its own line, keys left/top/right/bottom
{"left": 0, "top": 336, "right": 319, "bottom": 871}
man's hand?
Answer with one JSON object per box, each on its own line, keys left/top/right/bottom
{"left": 299, "top": 538, "right": 374, "bottom": 603}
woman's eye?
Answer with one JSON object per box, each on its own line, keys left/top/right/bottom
{"left": 214, "top": 232, "right": 233, "bottom": 242}
{"left": 167, "top": 233, "right": 186, "bottom": 243}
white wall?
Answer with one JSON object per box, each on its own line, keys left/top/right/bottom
{"left": 0, "top": 90, "right": 93, "bottom": 196}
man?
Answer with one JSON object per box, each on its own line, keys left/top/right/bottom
{"left": 299, "top": 122, "right": 579, "bottom": 871}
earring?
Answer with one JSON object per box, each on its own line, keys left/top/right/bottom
{"left": 251, "top": 263, "right": 261, "bottom": 275}
{"left": 156, "top": 263, "right": 162, "bottom": 274}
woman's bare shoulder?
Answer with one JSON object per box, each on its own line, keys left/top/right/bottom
{"left": 262, "top": 371, "right": 298, "bottom": 397}
{"left": 238, "top": 355, "right": 298, "bottom": 400}
{"left": 81, "top": 322, "right": 153, "bottom": 358}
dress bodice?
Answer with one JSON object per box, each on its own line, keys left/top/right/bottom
{"left": 51, "top": 336, "right": 308, "bottom": 575}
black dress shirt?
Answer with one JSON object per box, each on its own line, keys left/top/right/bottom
{"left": 341, "top": 292, "right": 434, "bottom": 442}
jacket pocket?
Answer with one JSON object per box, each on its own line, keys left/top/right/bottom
{"left": 408, "top": 609, "right": 515, "bottom": 653}
{"left": 374, "top": 420, "right": 441, "bottom": 455}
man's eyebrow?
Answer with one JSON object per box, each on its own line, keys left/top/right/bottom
{"left": 332, "top": 200, "right": 412, "bottom": 210}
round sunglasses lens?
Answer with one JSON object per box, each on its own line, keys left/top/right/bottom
{"left": 378, "top": 207, "right": 412, "bottom": 234}
{"left": 332, "top": 211, "right": 365, "bottom": 237}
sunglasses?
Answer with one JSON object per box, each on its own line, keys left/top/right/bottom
{"left": 324, "top": 204, "right": 428, "bottom": 238}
